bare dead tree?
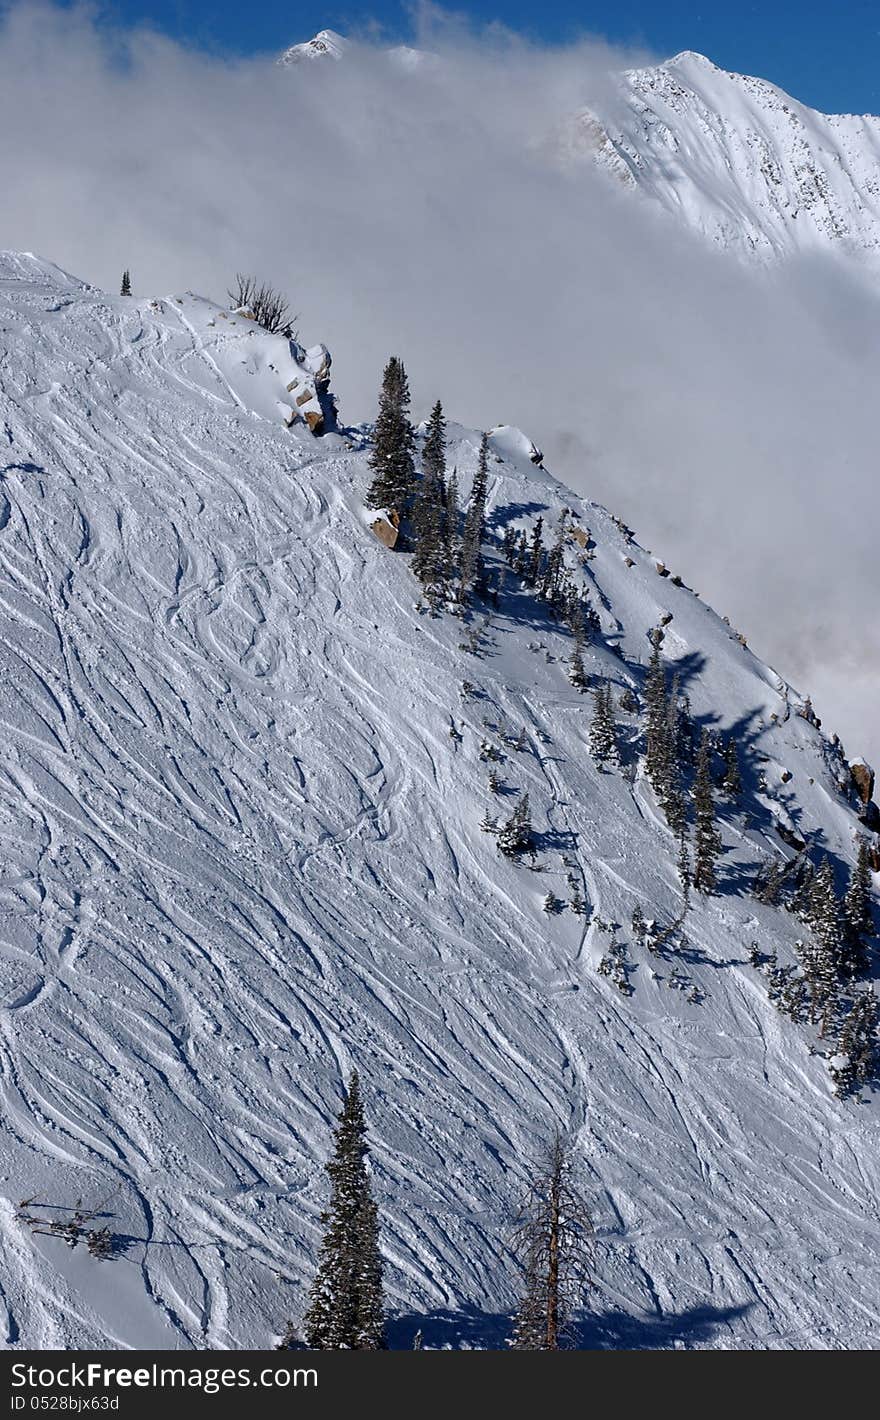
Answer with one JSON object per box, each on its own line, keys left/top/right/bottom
{"left": 509, "top": 1132, "right": 594, "bottom": 1349}
{"left": 227, "top": 274, "right": 297, "bottom": 337}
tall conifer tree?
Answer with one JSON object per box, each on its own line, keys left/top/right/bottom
{"left": 412, "top": 400, "right": 448, "bottom": 603}
{"left": 692, "top": 728, "right": 722, "bottom": 893}
{"left": 458, "top": 433, "right": 489, "bottom": 603}
{"left": 302, "top": 1072, "right": 386, "bottom": 1350}
{"left": 365, "top": 357, "right": 416, "bottom": 512}
{"left": 843, "top": 837, "right": 873, "bottom": 977}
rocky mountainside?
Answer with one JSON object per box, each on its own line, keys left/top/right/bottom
{"left": 0, "top": 253, "right": 877, "bottom": 1350}
{"left": 282, "top": 33, "right": 880, "bottom": 267}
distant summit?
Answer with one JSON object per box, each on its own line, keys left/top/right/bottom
{"left": 278, "top": 28, "right": 348, "bottom": 65}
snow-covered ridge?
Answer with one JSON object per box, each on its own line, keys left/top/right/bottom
{"left": 580, "top": 50, "right": 880, "bottom": 264}
{"left": 0, "top": 255, "right": 877, "bottom": 1349}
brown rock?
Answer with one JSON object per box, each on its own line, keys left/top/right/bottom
{"left": 295, "top": 390, "right": 313, "bottom": 407}
{"left": 570, "top": 526, "right": 591, "bottom": 549}
{"left": 304, "top": 410, "right": 323, "bottom": 433}
{"left": 850, "top": 760, "right": 875, "bottom": 805}
{"left": 370, "top": 514, "right": 399, "bottom": 549}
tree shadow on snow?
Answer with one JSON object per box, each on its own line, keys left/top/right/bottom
{"left": 386, "top": 1301, "right": 754, "bottom": 1350}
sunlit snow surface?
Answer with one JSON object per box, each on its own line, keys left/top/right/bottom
{"left": 0, "top": 254, "right": 876, "bottom": 1349}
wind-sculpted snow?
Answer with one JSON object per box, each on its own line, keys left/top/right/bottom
{"left": 0, "top": 255, "right": 877, "bottom": 1349}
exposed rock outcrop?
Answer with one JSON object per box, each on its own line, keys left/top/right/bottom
{"left": 370, "top": 511, "right": 400, "bottom": 548}
{"left": 850, "top": 758, "right": 875, "bottom": 806}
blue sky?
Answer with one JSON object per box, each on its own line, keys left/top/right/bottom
{"left": 84, "top": 1, "right": 879, "bottom": 114}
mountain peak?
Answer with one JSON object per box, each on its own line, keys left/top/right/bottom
{"left": 278, "top": 29, "right": 348, "bottom": 66}
{"left": 664, "top": 50, "right": 719, "bottom": 72}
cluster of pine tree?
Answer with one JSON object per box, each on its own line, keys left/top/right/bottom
{"left": 642, "top": 636, "right": 735, "bottom": 897}
{"left": 364, "top": 358, "right": 492, "bottom": 613}
{"left": 644, "top": 636, "right": 687, "bottom": 833}
{"left": 497, "top": 793, "right": 534, "bottom": 860}
{"left": 500, "top": 513, "right": 601, "bottom": 637}
{"left": 588, "top": 683, "right": 618, "bottom": 767}
{"left": 750, "top": 839, "right": 877, "bottom": 1093}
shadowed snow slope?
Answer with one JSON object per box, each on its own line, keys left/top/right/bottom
{"left": 0, "top": 254, "right": 877, "bottom": 1350}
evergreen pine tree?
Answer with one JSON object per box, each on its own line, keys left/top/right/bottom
{"left": 421, "top": 399, "right": 447, "bottom": 488}
{"left": 829, "top": 987, "right": 879, "bottom": 1096}
{"left": 644, "top": 638, "right": 671, "bottom": 792}
{"left": 806, "top": 857, "right": 844, "bottom": 983}
{"left": 692, "top": 728, "right": 722, "bottom": 894}
{"left": 497, "top": 794, "right": 534, "bottom": 859}
{"left": 722, "top": 738, "right": 742, "bottom": 798}
{"left": 667, "top": 674, "right": 684, "bottom": 767}
{"left": 458, "top": 433, "right": 489, "bottom": 603}
{"left": 444, "top": 466, "right": 460, "bottom": 576}
{"left": 509, "top": 1134, "right": 593, "bottom": 1350}
{"left": 589, "top": 683, "right": 617, "bottom": 767}
{"left": 540, "top": 530, "right": 565, "bottom": 604}
{"left": 120, "top": 269, "right": 132, "bottom": 296}
{"left": 568, "top": 642, "right": 588, "bottom": 692}
{"left": 791, "top": 858, "right": 817, "bottom": 919}
{"left": 302, "top": 1073, "right": 386, "bottom": 1350}
{"left": 796, "top": 935, "right": 839, "bottom": 1038}
{"left": 527, "top": 518, "right": 544, "bottom": 585}
{"left": 364, "top": 357, "right": 416, "bottom": 513}
{"left": 843, "top": 837, "right": 873, "bottom": 977}
{"left": 677, "top": 820, "right": 691, "bottom": 907}
{"left": 566, "top": 601, "right": 589, "bottom": 691}
{"left": 411, "top": 400, "right": 448, "bottom": 605}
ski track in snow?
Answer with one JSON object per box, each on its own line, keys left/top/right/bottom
{"left": 0, "top": 255, "right": 877, "bottom": 1350}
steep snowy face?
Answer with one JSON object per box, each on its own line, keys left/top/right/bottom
{"left": 578, "top": 51, "right": 880, "bottom": 264}
{"left": 0, "top": 255, "right": 877, "bottom": 1350}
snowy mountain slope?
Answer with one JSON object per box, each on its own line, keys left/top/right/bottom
{"left": 579, "top": 51, "right": 880, "bottom": 264}
{"left": 0, "top": 254, "right": 877, "bottom": 1350}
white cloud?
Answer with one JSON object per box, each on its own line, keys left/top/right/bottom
{"left": 1, "top": 2, "right": 876, "bottom": 763}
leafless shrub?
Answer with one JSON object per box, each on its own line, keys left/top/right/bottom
{"left": 227, "top": 274, "right": 297, "bottom": 337}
